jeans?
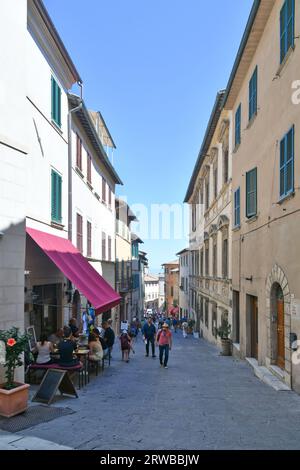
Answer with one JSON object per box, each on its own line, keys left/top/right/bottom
{"left": 159, "top": 345, "right": 169, "bottom": 366}
{"left": 145, "top": 338, "right": 155, "bottom": 356}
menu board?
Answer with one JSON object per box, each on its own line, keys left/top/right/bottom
{"left": 27, "top": 325, "right": 37, "bottom": 352}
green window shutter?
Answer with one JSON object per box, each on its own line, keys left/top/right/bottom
{"left": 51, "top": 77, "right": 55, "bottom": 121}
{"left": 280, "top": 125, "right": 294, "bottom": 198}
{"left": 51, "top": 76, "right": 62, "bottom": 128}
{"left": 51, "top": 170, "right": 57, "bottom": 221}
{"left": 51, "top": 170, "right": 62, "bottom": 223}
{"left": 280, "top": 137, "right": 286, "bottom": 197}
{"left": 57, "top": 87, "right": 61, "bottom": 128}
{"left": 57, "top": 173, "right": 62, "bottom": 223}
{"left": 246, "top": 168, "right": 257, "bottom": 218}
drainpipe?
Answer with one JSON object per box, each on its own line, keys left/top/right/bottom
{"left": 68, "top": 83, "right": 83, "bottom": 241}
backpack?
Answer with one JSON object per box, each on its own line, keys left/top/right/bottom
{"left": 120, "top": 334, "right": 130, "bottom": 349}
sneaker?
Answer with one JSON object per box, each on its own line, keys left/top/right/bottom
{"left": 160, "top": 363, "right": 163, "bottom": 367}
{"left": 164, "top": 366, "right": 168, "bottom": 369}
{"left": 145, "top": 354, "right": 149, "bottom": 357}
{"left": 152, "top": 355, "right": 156, "bottom": 358}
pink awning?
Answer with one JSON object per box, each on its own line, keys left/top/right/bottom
{"left": 27, "top": 227, "right": 121, "bottom": 314}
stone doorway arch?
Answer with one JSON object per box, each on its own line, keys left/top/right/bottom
{"left": 266, "top": 265, "right": 291, "bottom": 385}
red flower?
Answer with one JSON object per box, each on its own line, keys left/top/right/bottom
{"left": 7, "top": 338, "right": 16, "bottom": 347}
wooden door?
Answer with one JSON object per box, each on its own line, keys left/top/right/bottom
{"left": 251, "top": 297, "right": 258, "bottom": 360}
{"left": 277, "top": 299, "right": 285, "bottom": 369}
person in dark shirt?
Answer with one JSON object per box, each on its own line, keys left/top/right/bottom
{"left": 102, "top": 321, "right": 115, "bottom": 349}
{"left": 58, "top": 327, "right": 79, "bottom": 367}
{"left": 69, "top": 318, "right": 79, "bottom": 338}
{"left": 142, "top": 316, "right": 156, "bottom": 358}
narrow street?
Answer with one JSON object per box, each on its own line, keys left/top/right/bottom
{"left": 15, "top": 334, "right": 300, "bottom": 450}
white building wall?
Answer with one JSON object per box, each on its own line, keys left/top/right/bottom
{"left": 145, "top": 280, "right": 159, "bottom": 303}
{"left": 25, "top": 24, "right": 70, "bottom": 237}
{"left": 71, "top": 126, "right": 116, "bottom": 262}
{"left": 0, "top": 0, "right": 28, "bottom": 383}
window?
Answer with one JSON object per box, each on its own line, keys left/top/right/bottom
{"left": 234, "top": 188, "right": 241, "bottom": 227}
{"left": 249, "top": 67, "right": 258, "bottom": 121}
{"left": 87, "top": 154, "right": 92, "bottom": 184}
{"left": 214, "top": 163, "right": 218, "bottom": 199}
{"left": 102, "top": 177, "right": 106, "bottom": 203}
{"left": 76, "top": 134, "right": 82, "bottom": 171}
{"left": 280, "top": 0, "right": 295, "bottom": 63}
{"left": 212, "top": 306, "right": 217, "bottom": 338}
{"left": 51, "top": 76, "right": 61, "bottom": 128}
{"left": 200, "top": 249, "right": 204, "bottom": 277}
{"left": 205, "top": 178, "right": 210, "bottom": 210}
{"left": 235, "top": 104, "right": 241, "bottom": 147}
{"left": 108, "top": 187, "right": 112, "bottom": 208}
{"left": 51, "top": 170, "right": 62, "bottom": 223}
{"left": 205, "top": 244, "right": 209, "bottom": 276}
{"left": 77, "top": 214, "right": 83, "bottom": 253}
{"left": 223, "top": 238, "right": 228, "bottom": 279}
{"left": 246, "top": 168, "right": 257, "bottom": 218}
{"left": 86, "top": 221, "right": 92, "bottom": 258}
{"left": 108, "top": 235, "right": 112, "bottom": 261}
{"left": 102, "top": 232, "right": 106, "bottom": 260}
{"left": 200, "top": 297, "right": 204, "bottom": 322}
{"left": 223, "top": 148, "right": 229, "bottom": 184}
{"left": 192, "top": 204, "right": 196, "bottom": 232}
{"left": 171, "top": 286, "right": 174, "bottom": 297}
{"left": 213, "top": 237, "right": 217, "bottom": 278}
{"left": 205, "top": 300, "right": 209, "bottom": 327}
{"left": 280, "top": 126, "right": 294, "bottom": 198}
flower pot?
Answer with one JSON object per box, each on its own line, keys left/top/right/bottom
{"left": 0, "top": 383, "right": 30, "bottom": 418}
{"left": 221, "top": 339, "right": 232, "bottom": 356}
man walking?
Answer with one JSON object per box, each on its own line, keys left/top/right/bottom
{"left": 157, "top": 323, "right": 172, "bottom": 369}
{"left": 142, "top": 316, "right": 156, "bottom": 358}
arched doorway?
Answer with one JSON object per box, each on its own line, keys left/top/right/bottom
{"left": 270, "top": 283, "right": 285, "bottom": 369}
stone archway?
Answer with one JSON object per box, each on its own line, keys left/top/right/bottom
{"left": 266, "top": 264, "right": 291, "bottom": 385}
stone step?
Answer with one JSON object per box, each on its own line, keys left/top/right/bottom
{"left": 245, "top": 357, "right": 291, "bottom": 392}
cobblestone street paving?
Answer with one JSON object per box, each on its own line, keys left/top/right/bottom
{"left": 19, "top": 334, "right": 300, "bottom": 450}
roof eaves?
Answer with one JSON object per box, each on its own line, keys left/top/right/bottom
{"left": 184, "top": 90, "right": 226, "bottom": 203}
{"left": 33, "top": 0, "right": 82, "bottom": 84}
{"left": 68, "top": 94, "right": 123, "bottom": 185}
{"left": 222, "top": 0, "right": 261, "bottom": 108}
{"left": 97, "top": 111, "right": 117, "bottom": 149}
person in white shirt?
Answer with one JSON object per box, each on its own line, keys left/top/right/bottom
{"left": 35, "top": 334, "right": 54, "bottom": 364}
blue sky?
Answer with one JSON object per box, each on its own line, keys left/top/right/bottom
{"left": 44, "top": 0, "right": 253, "bottom": 273}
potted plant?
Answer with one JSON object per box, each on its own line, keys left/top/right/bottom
{"left": 217, "top": 317, "right": 232, "bottom": 356}
{"left": 0, "top": 327, "right": 30, "bottom": 418}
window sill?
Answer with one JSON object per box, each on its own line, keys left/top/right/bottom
{"left": 246, "top": 112, "right": 258, "bottom": 130}
{"left": 276, "top": 45, "right": 295, "bottom": 78}
{"left": 245, "top": 214, "right": 258, "bottom": 224}
{"left": 51, "top": 221, "right": 64, "bottom": 230}
{"left": 278, "top": 191, "right": 295, "bottom": 205}
{"left": 87, "top": 181, "right": 93, "bottom": 191}
{"left": 233, "top": 225, "right": 241, "bottom": 232}
{"left": 75, "top": 167, "right": 84, "bottom": 178}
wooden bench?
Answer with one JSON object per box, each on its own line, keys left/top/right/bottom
{"left": 27, "top": 363, "right": 84, "bottom": 389}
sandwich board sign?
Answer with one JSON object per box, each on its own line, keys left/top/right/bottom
{"left": 32, "top": 369, "right": 78, "bottom": 405}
